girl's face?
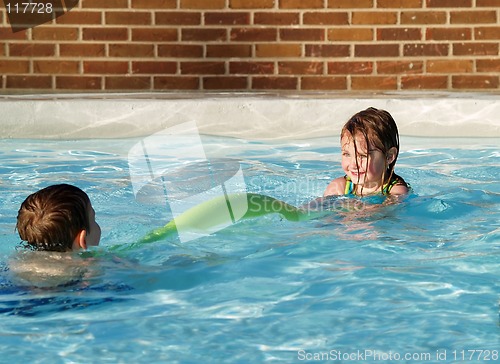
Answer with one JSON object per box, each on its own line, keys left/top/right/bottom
{"left": 341, "top": 132, "right": 389, "bottom": 195}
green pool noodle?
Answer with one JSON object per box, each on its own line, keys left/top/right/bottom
{"left": 133, "top": 192, "right": 321, "bottom": 246}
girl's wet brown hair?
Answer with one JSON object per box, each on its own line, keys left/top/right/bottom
{"left": 16, "top": 184, "right": 91, "bottom": 252}
{"left": 341, "top": 107, "right": 400, "bottom": 194}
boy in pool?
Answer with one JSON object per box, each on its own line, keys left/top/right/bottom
{"left": 324, "top": 107, "right": 409, "bottom": 197}
{"left": 11, "top": 184, "right": 101, "bottom": 287}
{"left": 16, "top": 183, "right": 101, "bottom": 251}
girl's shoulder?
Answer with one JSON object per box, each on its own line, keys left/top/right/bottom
{"left": 388, "top": 173, "right": 410, "bottom": 195}
{"left": 323, "top": 176, "right": 347, "bottom": 197}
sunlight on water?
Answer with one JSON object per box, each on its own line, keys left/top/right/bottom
{"left": 0, "top": 136, "right": 498, "bottom": 363}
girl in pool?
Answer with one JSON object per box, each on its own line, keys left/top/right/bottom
{"left": 324, "top": 107, "right": 409, "bottom": 197}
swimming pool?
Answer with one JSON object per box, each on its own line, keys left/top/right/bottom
{"left": 0, "top": 94, "right": 499, "bottom": 363}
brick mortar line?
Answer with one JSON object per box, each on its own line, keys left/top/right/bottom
{"left": 6, "top": 39, "right": 497, "bottom": 47}
{"left": 6, "top": 64, "right": 498, "bottom": 75}
{"left": 12, "top": 35, "right": 497, "bottom": 45}
{"left": 5, "top": 41, "right": 498, "bottom": 48}
{"left": 2, "top": 19, "right": 498, "bottom": 28}
{"left": 2, "top": 6, "right": 499, "bottom": 12}
{"left": 11, "top": 25, "right": 499, "bottom": 34}
{"left": 52, "top": 7, "right": 500, "bottom": 12}
{"left": 4, "top": 57, "right": 493, "bottom": 63}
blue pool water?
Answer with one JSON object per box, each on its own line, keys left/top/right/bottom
{"left": 0, "top": 136, "right": 498, "bottom": 363}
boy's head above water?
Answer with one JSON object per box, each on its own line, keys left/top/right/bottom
{"left": 16, "top": 184, "right": 101, "bottom": 252}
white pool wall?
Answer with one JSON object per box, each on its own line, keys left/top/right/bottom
{"left": 0, "top": 92, "right": 498, "bottom": 139}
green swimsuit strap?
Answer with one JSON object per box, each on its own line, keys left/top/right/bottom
{"left": 344, "top": 174, "right": 407, "bottom": 196}
{"left": 344, "top": 176, "right": 354, "bottom": 196}
{"left": 383, "top": 174, "right": 408, "bottom": 194}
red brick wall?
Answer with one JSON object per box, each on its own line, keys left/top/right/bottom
{"left": 0, "top": 0, "right": 499, "bottom": 92}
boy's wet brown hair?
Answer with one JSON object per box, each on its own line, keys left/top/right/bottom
{"left": 16, "top": 184, "right": 91, "bottom": 252}
{"left": 341, "top": 107, "right": 400, "bottom": 194}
